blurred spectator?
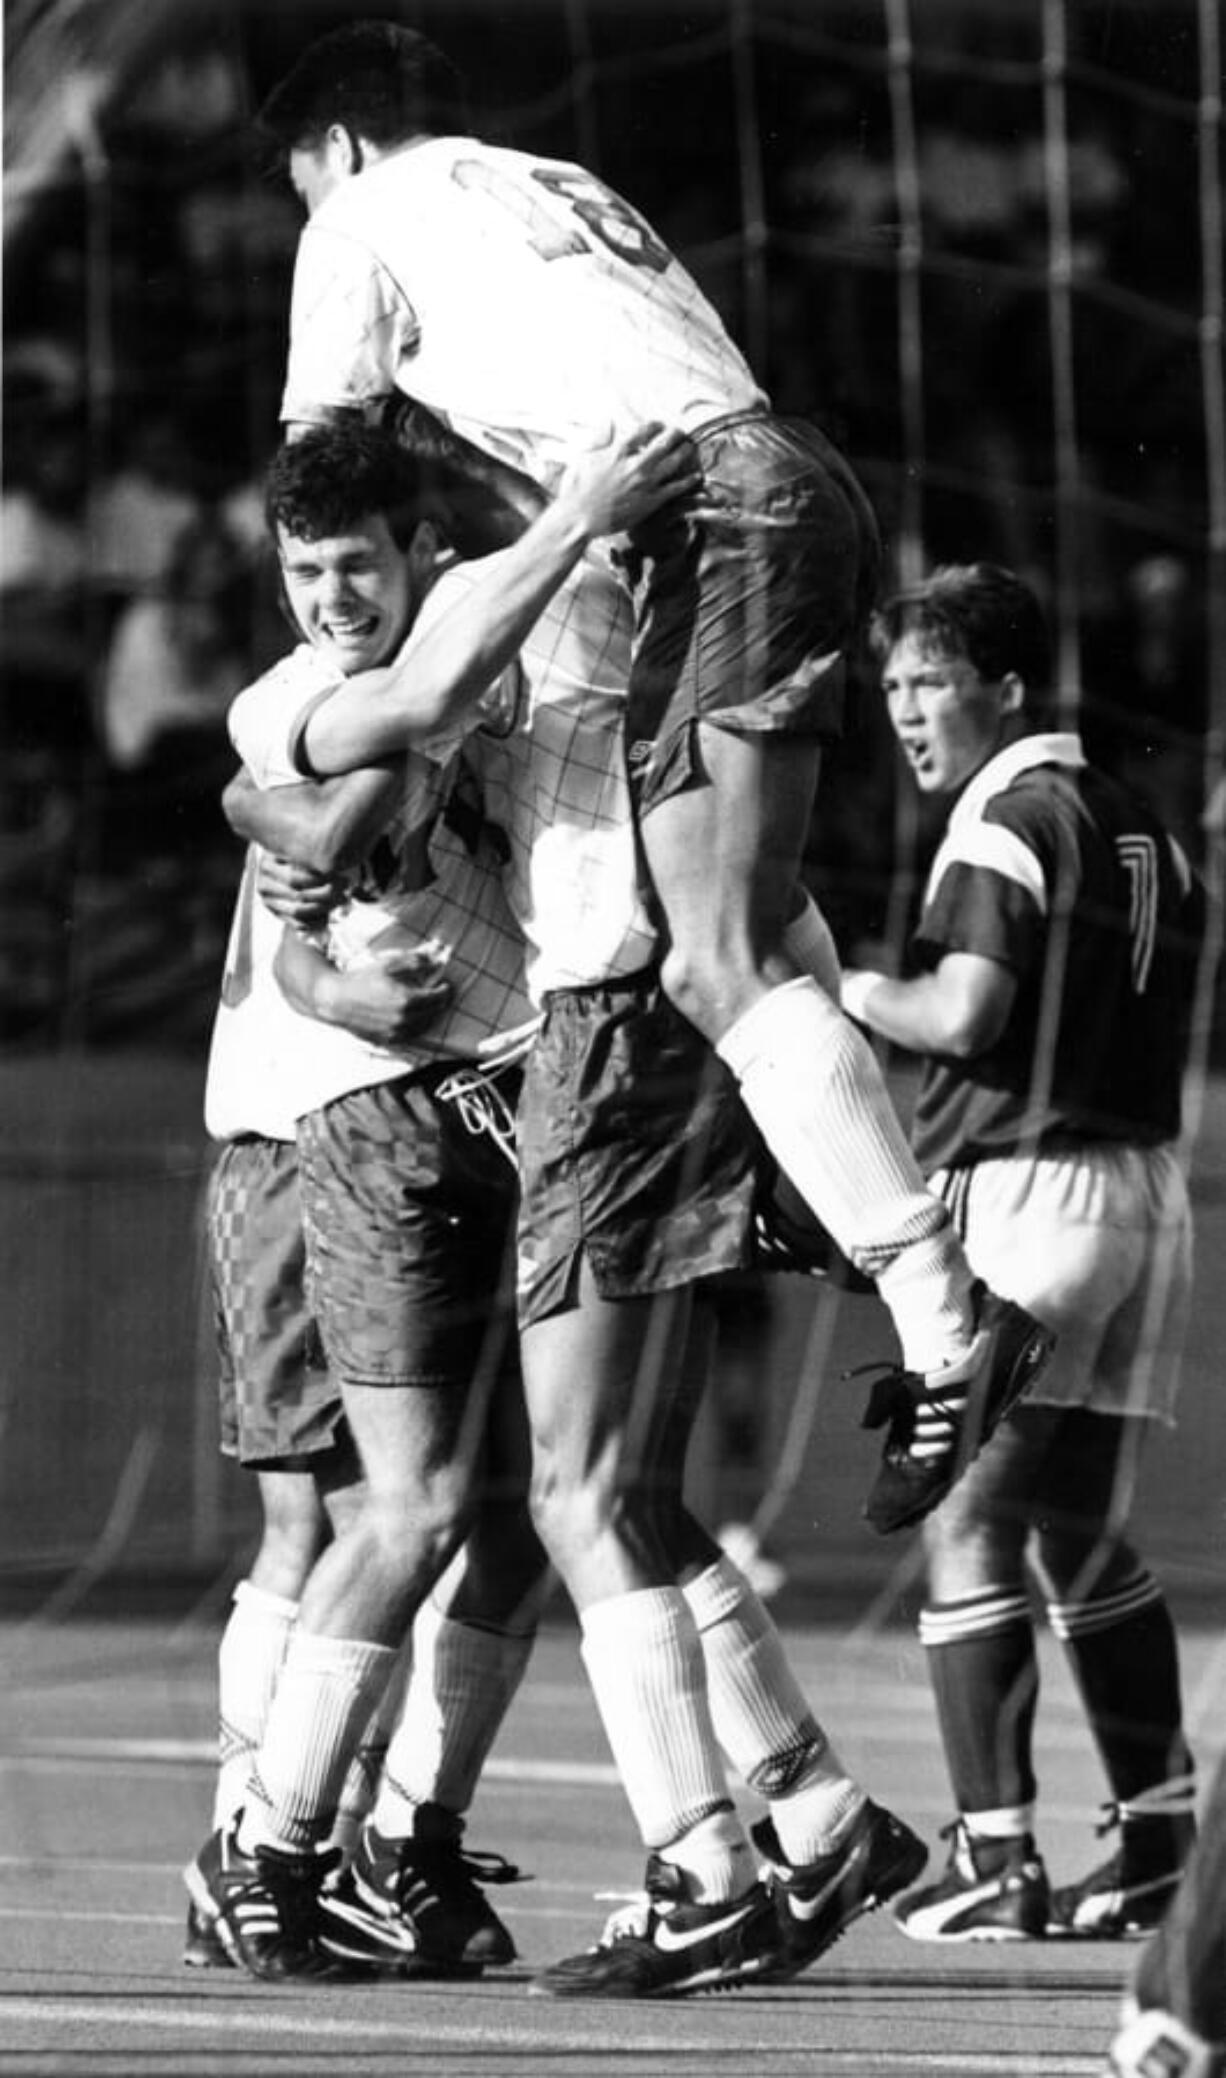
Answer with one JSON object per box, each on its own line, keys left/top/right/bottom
{"left": 89, "top": 410, "right": 204, "bottom": 603}
{"left": 1083, "top": 553, "right": 1206, "bottom": 856}
{"left": 0, "top": 406, "right": 89, "bottom": 599}
{"left": 0, "top": 404, "right": 92, "bottom": 763}
{"left": 98, "top": 506, "right": 257, "bottom": 863}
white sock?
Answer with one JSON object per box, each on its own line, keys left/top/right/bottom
{"left": 659, "top": 1805, "right": 758, "bottom": 1906}
{"left": 684, "top": 1558, "right": 865, "bottom": 1861}
{"left": 716, "top": 977, "right": 975, "bottom": 1372}
{"left": 964, "top": 1805, "right": 1035, "bottom": 1841}
{"left": 213, "top": 1580, "right": 297, "bottom": 1831}
{"left": 239, "top": 1631, "right": 396, "bottom": 1854}
{"left": 580, "top": 1587, "right": 749, "bottom": 1896}
{"left": 330, "top": 1640, "right": 413, "bottom": 1864}
{"left": 372, "top": 1599, "right": 536, "bottom": 1838}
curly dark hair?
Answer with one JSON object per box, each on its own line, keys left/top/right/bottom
{"left": 868, "top": 562, "right": 1053, "bottom": 696}
{"left": 256, "top": 20, "right": 470, "bottom": 165}
{"left": 263, "top": 426, "right": 430, "bottom": 551}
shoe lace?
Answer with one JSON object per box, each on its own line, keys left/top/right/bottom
{"left": 397, "top": 1838, "right": 527, "bottom": 1911}
{"left": 847, "top": 1360, "right": 919, "bottom": 1441}
{"left": 591, "top": 1857, "right": 686, "bottom": 1947}
{"left": 592, "top": 1891, "right": 653, "bottom": 1945}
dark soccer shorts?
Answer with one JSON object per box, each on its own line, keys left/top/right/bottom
{"left": 515, "top": 970, "right": 759, "bottom": 1326}
{"left": 623, "top": 409, "right": 881, "bottom": 814}
{"left": 209, "top": 1134, "right": 344, "bottom": 1467}
{"left": 297, "top": 1067, "right": 520, "bottom": 1390}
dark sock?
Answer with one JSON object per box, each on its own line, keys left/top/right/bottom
{"left": 920, "top": 1591, "right": 1038, "bottom": 1813}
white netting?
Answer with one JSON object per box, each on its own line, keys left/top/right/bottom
{"left": 1, "top": 0, "right": 1222, "bottom": 1598}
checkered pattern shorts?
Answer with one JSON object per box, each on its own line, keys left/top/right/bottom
{"left": 208, "top": 1136, "right": 344, "bottom": 1466}
{"left": 516, "top": 971, "right": 759, "bottom": 1324}
{"left": 297, "top": 1068, "right": 520, "bottom": 1390}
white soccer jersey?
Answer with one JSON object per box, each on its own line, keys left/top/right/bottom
{"left": 204, "top": 846, "right": 342, "bottom": 1141}
{"left": 209, "top": 636, "right": 532, "bottom": 1136}
{"left": 442, "top": 551, "right": 659, "bottom": 1000}
{"left": 281, "top": 137, "right": 765, "bottom": 486}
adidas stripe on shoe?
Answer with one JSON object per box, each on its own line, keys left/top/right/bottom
{"left": 351, "top": 1818, "right": 522, "bottom": 1974}
{"left": 183, "top": 1821, "right": 347, "bottom": 1982}
{"left": 863, "top": 1285, "right": 1055, "bottom": 1535}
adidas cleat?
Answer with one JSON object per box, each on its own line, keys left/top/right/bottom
{"left": 184, "top": 1821, "right": 347, "bottom": 1982}
{"left": 183, "top": 1899, "right": 233, "bottom": 1969}
{"left": 352, "top": 1813, "right": 523, "bottom": 1974}
{"left": 892, "top": 1822, "right": 1050, "bottom": 1942}
{"left": 530, "top": 1857, "right": 784, "bottom": 1999}
{"left": 863, "top": 1285, "right": 1055, "bottom": 1534}
{"left": 755, "top": 1799, "right": 928, "bottom": 1975}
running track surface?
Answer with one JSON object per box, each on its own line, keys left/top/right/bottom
{"left": 4, "top": 1611, "right": 1223, "bottom": 2078}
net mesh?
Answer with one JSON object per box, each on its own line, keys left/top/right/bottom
{"left": 1, "top": 0, "right": 1223, "bottom": 1607}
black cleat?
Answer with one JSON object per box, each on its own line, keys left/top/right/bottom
{"left": 892, "top": 1822, "right": 1049, "bottom": 1943}
{"left": 863, "top": 1286, "right": 1055, "bottom": 1534}
{"left": 755, "top": 1799, "right": 928, "bottom": 1974}
{"left": 352, "top": 1812, "right": 524, "bottom": 1974}
{"left": 531, "top": 1857, "right": 784, "bottom": 1999}
{"left": 184, "top": 1821, "right": 348, "bottom": 1982}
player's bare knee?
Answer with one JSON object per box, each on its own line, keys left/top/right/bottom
{"left": 528, "top": 1459, "right": 623, "bottom": 1572}
{"left": 362, "top": 1480, "right": 470, "bottom": 1587}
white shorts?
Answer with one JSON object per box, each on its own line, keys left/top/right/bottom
{"left": 933, "top": 1142, "right": 1192, "bottom": 1424}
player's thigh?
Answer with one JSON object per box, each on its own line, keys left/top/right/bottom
{"left": 520, "top": 1266, "right": 694, "bottom": 1494}
{"left": 336, "top": 1374, "right": 477, "bottom": 1514}
{"left": 635, "top": 726, "right": 820, "bottom": 969}
{"left": 209, "top": 1134, "right": 346, "bottom": 1467}
{"left": 938, "top": 1150, "right": 1148, "bottom": 1389}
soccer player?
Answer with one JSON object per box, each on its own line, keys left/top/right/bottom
{"left": 253, "top": 19, "right": 1054, "bottom": 1535}
{"left": 186, "top": 419, "right": 690, "bottom": 1980}
{"left": 195, "top": 829, "right": 524, "bottom": 1978}
{"left": 837, "top": 563, "right": 1198, "bottom": 1943}
{"left": 256, "top": 423, "right": 930, "bottom": 2001}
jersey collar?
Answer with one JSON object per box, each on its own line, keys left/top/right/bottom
{"left": 948, "top": 731, "right": 1087, "bottom": 836}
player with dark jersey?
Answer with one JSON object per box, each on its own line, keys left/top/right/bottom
{"left": 841, "top": 562, "right": 1200, "bottom": 1945}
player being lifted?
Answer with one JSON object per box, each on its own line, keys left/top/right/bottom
{"left": 254, "top": 19, "right": 1054, "bottom": 1533}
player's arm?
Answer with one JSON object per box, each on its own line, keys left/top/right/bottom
{"left": 299, "top": 422, "right": 699, "bottom": 775}
{"left": 841, "top": 951, "right": 1017, "bottom": 1059}
{"left": 222, "top": 764, "right": 400, "bottom": 875}
{"left": 273, "top": 927, "right": 453, "bottom": 1048}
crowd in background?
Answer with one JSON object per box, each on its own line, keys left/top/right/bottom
{"left": 0, "top": 0, "right": 1213, "bottom": 1050}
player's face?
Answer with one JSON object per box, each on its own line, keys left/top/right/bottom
{"left": 278, "top": 515, "right": 418, "bottom": 674}
{"left": 882, "top": 631, "right": 1010, "bottom": 795}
